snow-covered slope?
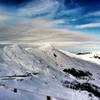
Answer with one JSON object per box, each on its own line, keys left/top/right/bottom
{"left": 76, "top": 51, "right": 100, "bottom": 65}
{"left": 0, "top": 44, "right": 100, "bottom": 100}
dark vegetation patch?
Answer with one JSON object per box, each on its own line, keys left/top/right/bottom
{"left": 8, "top": 72, "right": 38, "bottom": 77}
{"left": 53, "top": 53, "right": 57, "bottom": 58}
{"left": 0, "top": 83, "right": 6, "bottom": 87}
{"left": 62, "top": 80, "right": 100, "bottom": 98}
{"left": 94, "top": 55, "right": 100, "bottom": 59}
{"left": 1, "top": 72, "right": 39, "bottom": 80}
{"left": 77, "top": 52, "right": 90, "bottom": 55}
{"left": 2, "top": 77, "right": 16, "bottom": 80}
{"left": 63, "top": 68, "right": 92, "bottom": 79}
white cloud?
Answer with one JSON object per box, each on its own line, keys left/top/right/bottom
{"left": 17, "top": 0, "right": 59, "bottom": 16}
{"left": 20, "top": 17, "right": 64, "bottom": 28}
{"left": 0, "top": 0, "right": 62, "bottom": 29}
{"left": 76, "top": 23, "right": 100, "bottom": 28}
{"left": 0, "top": 15, "right": 11, "bottom": 21}
{"left": 0, "top": 25, "right": 95, "bottom": 43}
{"left": 86, "top": 11, "right": 100, "bottom": 17}
{"left": 0, "top": 0, "right": 99, "bottom": 45}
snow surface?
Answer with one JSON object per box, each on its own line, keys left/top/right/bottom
{"left": 0, "top": 44, "right": 100, "bottom": 100}
{"left": 76, "top": 51, "right": 100, "bottom": 65}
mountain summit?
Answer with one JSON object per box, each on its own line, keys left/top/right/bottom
{"left": 39, "top": 43, "right": 55, "bottom": 50}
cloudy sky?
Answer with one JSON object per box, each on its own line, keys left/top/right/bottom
{"left": 0, "top": 0, "right": 100, "bottom": 50}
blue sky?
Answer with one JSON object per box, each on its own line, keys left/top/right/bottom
{"left": 0, "top": 0, "right": 100, "bottom": 44}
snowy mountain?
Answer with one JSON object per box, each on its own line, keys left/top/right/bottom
{"left": 0, "top": 44, "right": 100, "bottom": 100}
{"left": 76, "top": 51, "right": 100, "bottom": 65}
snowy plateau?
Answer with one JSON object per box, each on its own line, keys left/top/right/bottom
{"left": 0, "top": 44, "right": 100, "bottom": 100}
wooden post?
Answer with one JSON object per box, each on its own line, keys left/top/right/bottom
{"left": 13, "top": 88, "right": 17, "bottom": 93}
{"left": 47, "top": 96, "right": 51, "bottom": 100}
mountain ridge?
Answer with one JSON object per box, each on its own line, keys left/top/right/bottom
{"left": 0, "top": 44, "right": 100, "bottom": 100}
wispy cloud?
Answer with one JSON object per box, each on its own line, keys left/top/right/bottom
{"left": 85, "top": 11, "right": 100, "bottom": 17}
{"left": 0, "top": 0, "right": 100, "bottom": 44}
{"left": 17, "top": 0, "right": 59, "bottom": 16}
{"left": 0, "top": 15, "right": 9, "bottom": 21}
{"left": 76, "top": 23, "right": 100, "bottom": 28}
{"left": 19, "top": 17, "right": 64, "bottom": 28}
{"left": 0, "top": 0, "right": 63, "bottom": 29}
{"left": 0, "top": 25, "right": 95, "bottom": 43}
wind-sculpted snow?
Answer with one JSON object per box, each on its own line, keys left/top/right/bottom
{"left": 0, "top": 44, "right": 100, "bottom": 100}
